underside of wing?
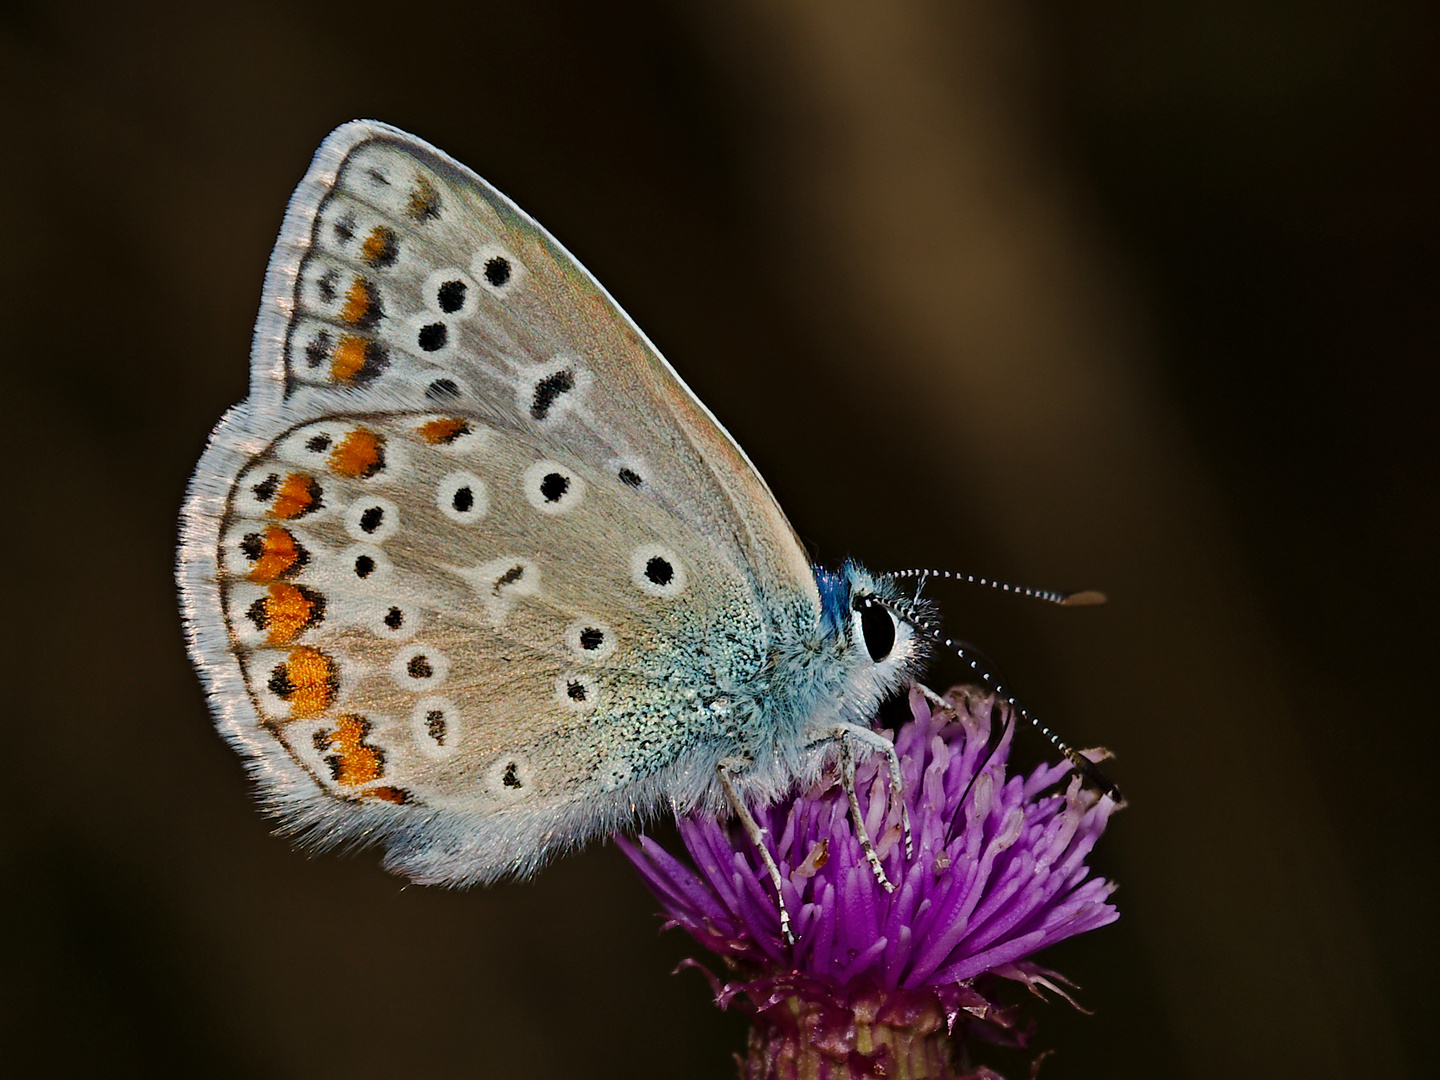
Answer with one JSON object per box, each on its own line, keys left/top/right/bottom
{"left": 179, "top": 121, "right": 833, "bottom": 884}
{"left": 189, "top": 409, "right": 776, "bottom": 882}
{"left": 253, "top": 120, "right": 817, "bottom": 611}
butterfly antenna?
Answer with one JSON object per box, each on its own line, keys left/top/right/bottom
{"left": 880, "top": 568, "right": 1106, "bottom": 608}
{"left": 862, "top": 596, "right": 1123, "bottom": 803}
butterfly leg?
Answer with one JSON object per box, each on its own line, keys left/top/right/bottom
{"left": 831, "top": 722, "right": 914, "bottom": 881}
{"left": 716, "top": 757, "right": 795, "bottom": 945}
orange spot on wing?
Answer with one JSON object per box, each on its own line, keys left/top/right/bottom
{"left": 330, "top": 334, "right": 369, "bottom": 382}
{"left": 278, "top": 646, "right": 337, "bottom": 718}
{"left": 359, "top": 225, "right": 398, "bottom": 268}
{"left": 270, "top": 473, "right": 321, "bottom": 519}
{"left": 263, "top": 583, "right": 324, "bottom": 644}
{"left": 248, "top": 526, "right": 304, "bottom": 582}
{"left": 325, "top": 714, "right": 383, "bottom": 786}
{"left": 329, "top": 428, "right": 385, "bottom": 478}
{"left": 340, "top": 277, "right": 380, "bottom": 328}
{"left": 406, "top": 175, "right": 441, "bottom": 221}
{"left": 366, "top": 786, "right": 410, "bottom": 804}
{"left": 417, "top": 417, "right": 472, "bottom": 445}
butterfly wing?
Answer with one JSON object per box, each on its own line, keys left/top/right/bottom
{"left": 179, "top": 122, "right": 820, "bottom": 884}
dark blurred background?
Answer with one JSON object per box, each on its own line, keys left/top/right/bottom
{"left": 2, "top": 2, "right": 1435, "bottom": 1077}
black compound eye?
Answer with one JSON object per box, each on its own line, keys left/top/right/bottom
{"left": 858, "top": 602, "right": 896, "bottom": 662}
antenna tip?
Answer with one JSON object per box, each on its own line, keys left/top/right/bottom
{"left": 1061, "top": 590, "right": 1108, "bottom": 607}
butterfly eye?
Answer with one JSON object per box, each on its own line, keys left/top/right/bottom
{"left": 854, "top": 600, "right": 897, "bottom": 662}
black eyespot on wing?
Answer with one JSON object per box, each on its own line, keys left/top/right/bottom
{"left": 245, "top": 596, "right": 269, "bottom": 631}
{"left": 383, "top": 606, "right": 404, "bottom": 630}
{"left": 859, "top": 603, "right": 896, "bottom": 662}
{"left": 539, "top": 472, "right": 569, "bottom": 502}
{"left": 502, "top": 761, "right": 522, "bottom": 788}
{"left": 566, "top": 680, "right": 587, "bottom": 702}
{"left": 579, "top": 627, "right": 605, "bottom": 651}
{"left": 452, "top": 486, "right": 474, "bottom": 512}
{"left": 359, "top": 506, "right": 384, "bottom": 533}
{"left": 425, "top": 709, "right": 447, "bottom": 745}
{"left": 645, "top": 557, "right": 674, "bottom": 587}
{"left": 437, "top": 279, "right": 467, "bottom": 313}
{"left": 306, "top": 433, "right": 332, "bottom": 452}
{"left": 267, "top": 663, "right": 296, "bottom": 699}
{"left": 406, "top": 655, "right": 434, "bottom": 679}
{"left": 354, "top": 554, "right": 376, "bottom": 579}
{"left": 618, "top": 468, "right": 642, "bottom": 488}
{"left": 418, "top": 322, "right": 448, "bottom": 352}
{"left": 497, "top": 564, "right": 525, "bottom": 587}
{"left": 252, "top": 474, "right": 279, "bottom": 502}
{"left": 530, "top": 369, "right": 575, "bottom": 420}
{"left": 426, "top": 378, "right": 461, "bottom": 402}
{"left": 483, "top": 256, "right": 511, "bottom": 287}
{"left": 304, "top": 330, "right": 332, "bottom": 369}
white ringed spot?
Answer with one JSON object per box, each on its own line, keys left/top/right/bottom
{"left": 436, "top": 471, "right": 488, "bottom": 523}
{"left": 335, "top": 543, "right": 393, "bottom": 587}
{"left": 517, "top": 358, "right": 591, "bottom": 425}
{"left": 556, "top": 672, "right": 598, "bottom": 713}
{"left": 630, "top": 544, "right": 686, "bottom": 599}
{"left": 454, "top": 556, "right": 541, "bottom": 627}
{"left": 406, "top": 310, "right": 455, "bottom": 361}
{"left": 368, "top": 600, "right": 420, "bottom": 641}
{"left": 564, "top": 619, "right": 616, "bottom": 662}
{"left": 470, "top": 245, "right": 524, "bottom": 296}
{"left": 411, "top": 696, "right": 460, "bottom": 760}
{"left": 344, "top": 495, "right": 400, "bottom": 542}
{"left": 421, "top": 268, "right": 477, "bottom": 318}
{"left": 486, "top": 753, "right": 533, "bottom": 799}
{"left": 390, "top": 643, "right": 450, "bottom": 691}
{"left": 523, "top": 460, "right": 585, "bottom": 515}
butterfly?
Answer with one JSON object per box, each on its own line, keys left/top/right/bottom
{"left": 178, "top": 122, "right": 1112, "bottom": 939}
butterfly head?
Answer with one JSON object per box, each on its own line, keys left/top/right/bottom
{"left": 813, "top": 561, "right": 929, "bottom": 709}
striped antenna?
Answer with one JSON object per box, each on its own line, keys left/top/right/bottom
{"left": 880, "top": 568, "right": 1106, "bottom": 608}
{"left": 862, "top": 595, "right": 1122, "bottom": 803}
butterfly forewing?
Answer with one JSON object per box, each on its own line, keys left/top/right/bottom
{"left": 266, "top": 124, "right": 815, "bottom": 604}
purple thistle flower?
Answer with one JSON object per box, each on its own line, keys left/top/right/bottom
{"left": 618, "top": 687, "right": 1120, "bottom": 1079}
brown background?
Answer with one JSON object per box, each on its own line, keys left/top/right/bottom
{"left": 2, "top": 2, "right": 1435, "bottom": 1077}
